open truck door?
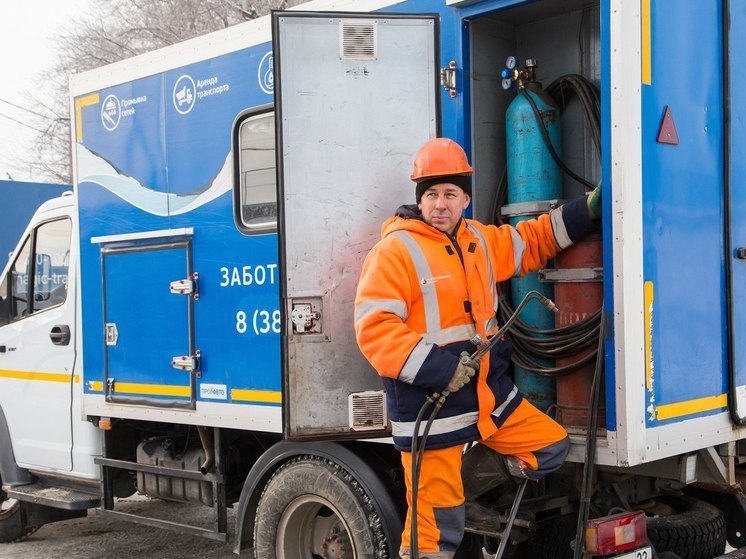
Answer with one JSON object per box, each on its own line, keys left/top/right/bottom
{"left": 273, "top": 11, "right": 440, "bottom": 439}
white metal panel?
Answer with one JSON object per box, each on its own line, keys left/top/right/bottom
{"left": 609, "top": 0, "right": 647, "bottom": 467}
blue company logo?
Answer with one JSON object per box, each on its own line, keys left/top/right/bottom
{"left": 173, "top": 74, "right": 196, "bottom": 114}
{"left": 101, "top": 94, "right": 121, "bottom": 131}
{"left": 258, "top": 51, "right": 274, "bottom": 94}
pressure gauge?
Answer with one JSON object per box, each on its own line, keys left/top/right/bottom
{"left": 505, "top": 55, "right": 519, "bottom": 70}
{"left": 502, "top": 78, "right": 513, "bottom": 90}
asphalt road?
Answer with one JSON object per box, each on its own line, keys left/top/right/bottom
{"left": 0, "top": 495, "right": 244, "bottom": 559}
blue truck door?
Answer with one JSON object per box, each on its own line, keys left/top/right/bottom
{"left": 728, "top": 2, "right": 746, "bottom": 423}
{"left": 102, "top": 240, "right": 195, "bottom": 408}
{"left": 273, "top": 12, "right": 439, "bottom": 438}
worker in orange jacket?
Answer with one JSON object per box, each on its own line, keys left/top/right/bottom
{"left": 354, "top": 138, "right": 601, "bottom": 558}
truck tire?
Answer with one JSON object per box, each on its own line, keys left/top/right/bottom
{"left": 253, "top": 455, "right": 394, "bottom": 558}
{"left": 645, "top": 495, "right": 726, "bottom": 559}
{"left": 0, "top": 488, "right": 39, "bottom": 543}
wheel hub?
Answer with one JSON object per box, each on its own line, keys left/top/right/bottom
{"left": 321, "top": 529, "right": 351, "bottom": 559}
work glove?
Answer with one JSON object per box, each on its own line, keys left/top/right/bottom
{"left": 587, "top": 183, "right": 602, "bottom": 220}
{"left": 444, "top": 361, "right": 477, "bottom": 394}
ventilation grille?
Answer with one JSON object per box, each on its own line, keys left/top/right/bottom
{"left": 348, "top": 390, "right": 387, "bottom": 431}
{"left": 340, "top": 20, "right": 377, "bottom": 60}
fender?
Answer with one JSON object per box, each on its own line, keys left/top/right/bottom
{"left": 0, "top": 404, "right": 32, "bottom": 487}
{"left": 233, "top": 440, "right": 403, "bottom": 554}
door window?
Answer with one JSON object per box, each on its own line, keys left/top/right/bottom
{"left": 0, "top": 219, "right": 72, "bottom": 324}
{"left": 9, "top": 237, "right": 31, "bottom": 321}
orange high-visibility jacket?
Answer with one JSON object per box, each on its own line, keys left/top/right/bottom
{"left": 354, "top": 199, "right": 593, "bottom": 450}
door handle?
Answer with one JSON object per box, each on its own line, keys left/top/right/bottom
{"left": 50, "top": 325, "right": 71, "bottom": 346}
{"left": 738, "top": 248, "right": 746, "bottom": 260}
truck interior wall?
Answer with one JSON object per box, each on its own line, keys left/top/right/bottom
{"left": 468, "top": 1, "right": 601, "bottom": 224}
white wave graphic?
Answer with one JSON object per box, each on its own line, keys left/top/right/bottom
{"left": 76, "top": 144, "right": 231, "bottom": 216}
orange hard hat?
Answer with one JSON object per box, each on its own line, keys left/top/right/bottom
{"left": 410, "top": 138, "right": 473, "bottom": 182}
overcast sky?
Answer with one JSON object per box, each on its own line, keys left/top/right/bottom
{"left": 0, "top": 0, "right": 89, "bottom": 183}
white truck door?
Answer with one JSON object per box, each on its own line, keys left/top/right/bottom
{"left": 0, "top": 214, "right": 75, "bottom": 470}
{"left": 273, "top": 12, "right": 439, "bottom": 438}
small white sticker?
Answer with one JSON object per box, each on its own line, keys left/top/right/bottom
{"left": 200, "top": 383, "right": 228, "bottom": 400}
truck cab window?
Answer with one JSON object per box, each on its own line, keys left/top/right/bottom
{"left": 3, "top": 218, "right": 71, "bottom": 323}
{"left": 233, "top": 109, "right": 276, "bottom": 234}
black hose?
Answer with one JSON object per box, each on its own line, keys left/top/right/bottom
{"left": 410, "top": 291, "right": 555, "bottom": 559}
{"left": 497, "top": 282, "right": 601, "bottom": 377}
{"left": 520, "top": 88, "right": 597, "bottom": 192}
{"left": 572, "top": 310, "right": 605, "bottom": 559}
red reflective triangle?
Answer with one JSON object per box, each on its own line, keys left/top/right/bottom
{"left": 657, "top": 105, "right": 679, "bottom": 145}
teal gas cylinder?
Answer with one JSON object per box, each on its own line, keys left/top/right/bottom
{"left": 505, "top": 72, "right": 562, "bottom": 413}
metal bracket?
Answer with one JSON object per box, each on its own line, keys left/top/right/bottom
{"left": 500, "top": 199, "right": 563, "bottom": 218}
{"left": 538, "top": 267, "right": 603, "bottom": 283}
{"left": 440, "top": 60, "right": 457, "bottom": 97}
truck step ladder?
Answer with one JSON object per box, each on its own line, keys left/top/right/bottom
{"left": 491, "top": 479, "right": 529, "bottom": 559}
{"left": 464, "top": 479, "right": 530, "bottom": 559}
{"left": 94, "top": 426, "right": 229, "bottom": 542}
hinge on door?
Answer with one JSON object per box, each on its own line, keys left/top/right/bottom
{"left": 169, "top": 272, "right": 199, "bottom": 300}
{"left": 171, "top": 349, "right": 201, "bottom": 377}
{"left": 440, "top": 60, "right": 457, "bottom": 97}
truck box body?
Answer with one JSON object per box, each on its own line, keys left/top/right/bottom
{"left": 69, "top": 0, "right": 746, "bottom": 470}
{"left": 1, "top": 0, "right": 744, "bottom": 555}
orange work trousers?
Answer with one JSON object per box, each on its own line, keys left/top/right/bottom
{"left": 400, "top": 399, "right": 569, "bottom": 557}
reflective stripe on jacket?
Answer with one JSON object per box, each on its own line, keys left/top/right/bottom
{"left": 354, "top": 199, "right": 590, "bottom": 451}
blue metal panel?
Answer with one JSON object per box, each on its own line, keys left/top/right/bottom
{"left": 76, "top": 43, "right": 282, "bottom": 408}
{"left": 642, "top": 0, "right": 727, "bottom": 427}
{"left": 728, "top": 0, "right": 746, "bottom": 422}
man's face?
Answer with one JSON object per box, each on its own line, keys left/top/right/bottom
{"left": 418, "top": 182, "right": 471, "bottom": 235}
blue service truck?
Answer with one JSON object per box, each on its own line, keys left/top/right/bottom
{"left": 0, "top": 0, "right": 744, "bottom": 557}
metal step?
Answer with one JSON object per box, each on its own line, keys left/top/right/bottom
{"left": 7, "top": 482, "right": 100, "bottom": 510}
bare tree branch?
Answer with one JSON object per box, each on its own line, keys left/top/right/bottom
{"left": 23, "top": 0, "right": 307, "bottom": 183}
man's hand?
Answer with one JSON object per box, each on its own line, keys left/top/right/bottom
{"left": 444, "top": 361, "right": 477, "bottom": 394}
{"left": 587, "top": 183, "right": 602, "bottom": 220}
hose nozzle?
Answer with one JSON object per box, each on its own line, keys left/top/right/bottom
{"left": 537, "top": 293, "right": 559, "bottom": 313}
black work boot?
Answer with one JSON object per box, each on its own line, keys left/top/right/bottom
{"left": 461, "top": 444, "right": 512, "bottom": 501}
{"left": 462, "top": 444, "right": 514, "bottom": 532}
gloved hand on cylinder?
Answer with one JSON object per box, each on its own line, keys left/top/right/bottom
{"left": 444, "top": 361, "right": 477, "bottom": 394}
{"left": 587, "top": 182, "right": 602, "bottom": 220}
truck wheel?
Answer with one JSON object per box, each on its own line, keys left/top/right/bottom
{"left": 253, "top": 455, "right": 393, "bottom": 558}
{"left": 0, "top": 487, "right": 39, "bottom": 543}
{"left": 645, "top": 495, "right": 726, "bottom": 559}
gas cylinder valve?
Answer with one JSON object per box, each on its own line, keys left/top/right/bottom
{"left": 500, "top": 55, "right": 538, "bottom": 90}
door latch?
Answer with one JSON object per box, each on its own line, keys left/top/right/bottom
{"left": 171, "top": 349, "right": 201, "bottom": 376}
{"left": 169, "top": 272, "right": 199, "bottom": 300}
{"left": 105, "top": 323, "right": 119, "bottom": 346}
{"left": 291, "top": 304, "right": 321, "bottom": 334}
